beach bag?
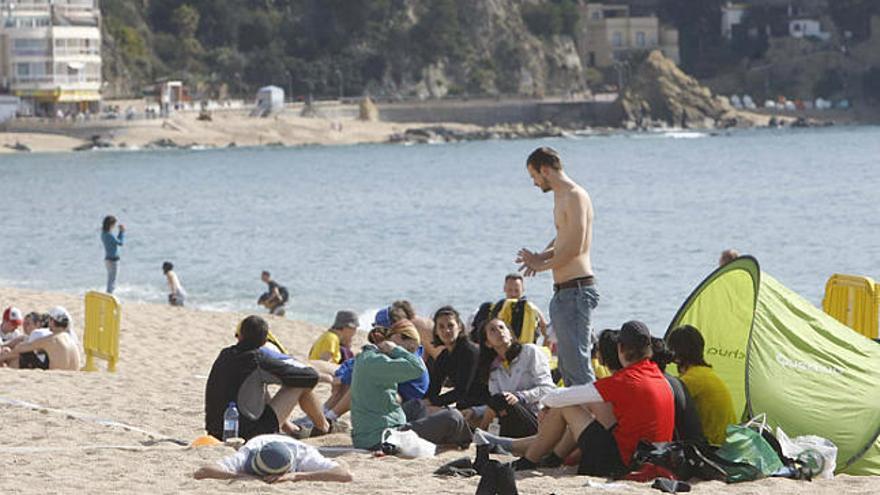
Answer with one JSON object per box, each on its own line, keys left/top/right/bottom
{"left": 715, "top": 415, "right": 784, "bottom": 482}
{"left": 381, "top": 428, "right": 436, "bottom": 458}
{"left": 776, "top": 427, "right": 838, "bottom": 480}
{"left": 631, "top": 440, "right": 738, "bottom": 482}
{"left": 630, "top": 441, "right": 689, "bottom": 479}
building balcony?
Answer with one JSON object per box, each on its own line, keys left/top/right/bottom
{"left": 0, "top": 0, "right": 98, "bottom": 11}
{"left": 10, "top": 74, "right": 100, "bottom": 89}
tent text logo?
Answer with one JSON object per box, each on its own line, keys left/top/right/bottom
{"left": 775, "top": 353, "right": 844, "bottom": 376}
{"left": 706, "top": 346, "right": 746, "bottom": 360}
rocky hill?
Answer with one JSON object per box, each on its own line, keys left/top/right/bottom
{"left": 101, "top": 0, "right": 587, "bottom": 100}
{"left": 619, "top": 50, "right": 736, "bottom": 128}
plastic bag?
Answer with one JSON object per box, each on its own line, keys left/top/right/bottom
{"left": 381, "top": 428, "right": 436, "bottom": 458}
{"left": 715, "top": 415, "right": 784, "bottom": 482}
{"left": 775, "top": 427, "right": 837, "bottom": 480}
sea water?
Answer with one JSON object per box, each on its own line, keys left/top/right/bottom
{"left": 1, "top": 126, "right": 878, "bottom": 334}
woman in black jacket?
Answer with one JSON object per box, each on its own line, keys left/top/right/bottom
{"left": 424, "top": 306, "right": 484, "bottom": 410}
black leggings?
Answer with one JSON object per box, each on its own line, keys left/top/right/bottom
{"left": 487, "top": 393, "right": 539, "bottom": 438}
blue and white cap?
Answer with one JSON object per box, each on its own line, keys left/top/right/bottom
{"left": 246, "top": 441, "right": 292, "bottom": 477}
{"left": 373, "top": 307, "right": 392, "bottom": 328}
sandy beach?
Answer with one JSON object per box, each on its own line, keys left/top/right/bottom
{"left": 0, "top": 286, "right": 877, "bottom": 494}
{"left": 0, "top": 101, "right": 824, "bottom": 155}
{"left": 0, "top": 107, "right": 486, "bottom": 153}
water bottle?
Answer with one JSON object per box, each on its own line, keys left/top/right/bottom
{"left": 488, "top": 417, "right": 501, "bottom": 436}
{"left": 223, "top": 402, "right": 239, "bottom": 441}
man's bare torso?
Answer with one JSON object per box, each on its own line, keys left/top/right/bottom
{"left": 39, "top": 332, "right": 81, "bottom": 371}
{"left": 553, "top": 184, "right": 594, "bottom": 284}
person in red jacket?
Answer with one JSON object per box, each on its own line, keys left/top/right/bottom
{"left": 476, "top": 320, "right": 675, "bottom": 477}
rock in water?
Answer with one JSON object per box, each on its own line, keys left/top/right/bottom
{"left": 359, "top": 96, "right": 379, "bottom": 122}
{"left": 619, "top": 50, "right": 736, "bottom": 129}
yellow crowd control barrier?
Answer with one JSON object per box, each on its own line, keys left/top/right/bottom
{"left": 822, "top": 274, "right": 879, "bottom": 340}
{"left": 83, "top": 291, "right": 121, "bottom": 372}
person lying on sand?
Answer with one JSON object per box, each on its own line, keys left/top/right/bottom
{"left": 204, "top": 315, "right": 333, "bottom": 441}
{"left": 193, "top": 434, "right": 352, "bottom": 483}
{"left": 0, "top": 307, "right": 81, "bottom": 370}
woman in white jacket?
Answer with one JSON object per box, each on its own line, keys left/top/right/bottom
{"left": 479, "top": 318, "right": 556, "bottom": 438}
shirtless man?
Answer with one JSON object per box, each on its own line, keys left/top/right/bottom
{"left": 1, "top": 307, "right": 81, "bottom": 370}
{"left": 516, "top": 147, "right": 598, "bottom": 386}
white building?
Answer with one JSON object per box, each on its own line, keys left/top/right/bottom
{"left": 721, "top": 3, "right": 748, "bottom": 40}
{"left": 789, "top": 18, "right": 831, "bottom": 41}
{"left": 0, "top": 0, "right": 101, "bottom": 116}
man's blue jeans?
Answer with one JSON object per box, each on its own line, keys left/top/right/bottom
{"left": 550, "top": 284, "right": 599, "bottom": 386}
{"left": 105, "top": 259, "right": 119, "bottom": 294}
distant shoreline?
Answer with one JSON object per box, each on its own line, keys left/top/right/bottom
{"left": 0, "top": 99, "right": 871, "bottom": 155}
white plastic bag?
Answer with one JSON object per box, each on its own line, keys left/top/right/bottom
{"left": 381, "top": 428, "right": 436, "bottom": 458}
{"left": 776, "top": 427, "right": 838, "bottom": 479}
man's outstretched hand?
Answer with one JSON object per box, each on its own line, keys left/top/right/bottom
{"left": 516, "top": 248, "right": 540, "bottom": 277}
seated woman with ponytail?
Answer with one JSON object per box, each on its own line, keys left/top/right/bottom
{"left": 479, "top": 318, "right": 556, "bottom": 438}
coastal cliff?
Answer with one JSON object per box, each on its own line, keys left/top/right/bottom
{"left": 101, "top": 0, "right": 586, "bottom": 100}
{"left": 619, "top": 50, "right": 737, "bottom": 129}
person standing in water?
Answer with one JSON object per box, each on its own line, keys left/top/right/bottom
{"left": 516, "top": 147, "right": 598, "bottom": 386}
{"left": 101, "top": 215, "right": 125, "bottom": 294}
{"left": 163, "top": 261, "right": 187, "bottom": 306}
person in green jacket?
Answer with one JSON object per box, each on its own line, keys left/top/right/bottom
{"left": 350, "top": 338, "right": 425, "bottom": 449}
{"left": 350, "top": 321, "right": 473, "bottom": 451}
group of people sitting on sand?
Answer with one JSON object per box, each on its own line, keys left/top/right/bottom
{"left": 0, "top": 306, "right": 82, "bottom": 371}
{"left": 195, "top": 273, "right": 737, "bottom": 485}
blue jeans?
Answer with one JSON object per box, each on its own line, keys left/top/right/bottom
{"left": 550, "top": 284, "right": 599, "bottom": 386}
{"left": 105, "top": 259, "right": 118, "bottom": 294}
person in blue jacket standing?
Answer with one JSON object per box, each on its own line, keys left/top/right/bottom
{"left": 101, "top": 215, "right": 125, "bottom": 294}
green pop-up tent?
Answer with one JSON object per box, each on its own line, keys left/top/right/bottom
{"left": 665, "top": 256, "right": 880, "bottom": 475}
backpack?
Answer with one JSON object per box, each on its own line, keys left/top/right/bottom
{"left": 470, "top": 298, "right": 537, "bottom": 344}
{"left": 277, "top": 285, "right": 289, "bottom": 303}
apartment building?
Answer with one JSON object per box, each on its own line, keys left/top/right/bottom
{"left": 0, "top": 0, "right": 101, "bottom": 116}
{"left": 576, "top": 3, "right": 680, "bottom": 68}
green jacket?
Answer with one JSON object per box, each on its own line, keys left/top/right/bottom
{"left": 350, "top": 344, "right": 427, "bottom": 449}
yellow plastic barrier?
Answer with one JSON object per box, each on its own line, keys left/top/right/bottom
{"left": 83, "top": 291, "right": 121, "bottom": 372}
{"left": 822, "top": 274, "right": 879, "bottom": 340}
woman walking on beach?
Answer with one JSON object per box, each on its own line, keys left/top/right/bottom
{"left": 101, "top": 215, "right": 125, "bottom": 294}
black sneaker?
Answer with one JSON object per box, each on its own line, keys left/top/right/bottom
{"left": 511, "top": 456, "right": 538, "bottom": 471}
{"left": 309, "top": 419, "right": 335, "bottom": 438}
{"left": 539, "top": 452, "right": 564, "bottom": 468}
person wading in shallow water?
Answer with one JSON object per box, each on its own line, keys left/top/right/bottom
{"left": 516, "top": 146, "right": 598, "bottom": 386}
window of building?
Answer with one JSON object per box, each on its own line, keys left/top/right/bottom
{"left": 612, "top": 32, "right": 623, "bottom": 47}
{"left": 636, "top": 32, "right": 646, "bottom": 47}
{"left": 13, "top": 38, "right": 50, "bottom": 56}
{"left": 592, "top": 11, "right": 602, "bottom": 20}
{"left": 16, "top": 63, "right": 30, "bottom": 77}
